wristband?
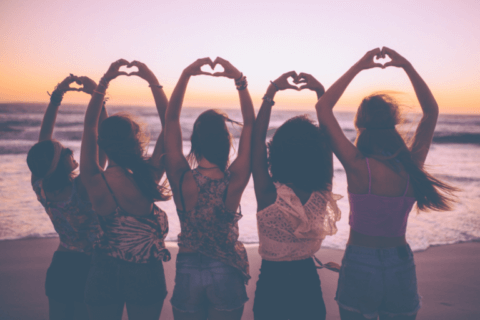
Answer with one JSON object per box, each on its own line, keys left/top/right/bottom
{"left": 262, "top": 95, "right": 275, "bottom": 106}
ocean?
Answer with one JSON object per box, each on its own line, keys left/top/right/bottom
{"left": 1, "top": 103, "right": 480, "bottom": 252}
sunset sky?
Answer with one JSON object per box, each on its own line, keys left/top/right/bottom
{"left": 1, "top": 0, "right": 479, "bottom": 113}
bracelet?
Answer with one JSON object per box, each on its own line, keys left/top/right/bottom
{"left": 48, "top": 89, "right": 65, "bottom": 106}
{"left": 93, "top": 89, "right": 106, "bottom": 96}
{"left": 149, "top": 84, "right": 163, "bottom": 89}
{"left": 235, "top": 74, "right": 248, "bottom": 91}
{"left": 270, "top": 81, "right": 280, "bottom": 92}
{"left": 262, "top": 95, "right": 275, "bottom": 106}
{"left": 98, "top": 76, "right": 110, "bottom": 90}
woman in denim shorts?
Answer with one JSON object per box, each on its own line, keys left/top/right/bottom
{"left": 81, "top": 60, "right": 171, "bottom": 320}
{"left": 316, "top": 47, "right": 457, "bottom": 319}
{"left": 165, "top": 57, "right": 254, "bottom": 320}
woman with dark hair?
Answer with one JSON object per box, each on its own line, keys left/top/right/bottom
{"left": 165, "top": 57, "right": 254, "bottom": 320}
{"left": 26, "top": 74, "right": 105, "bottom": 320}
{"left": 81, "top": 60, "right": 171, "bottom": 320}
{"left": 316, "top": 47, "right": 457, "bottom": 320}
{"left": 252, "top": 72, "right": 342, "bottom": 320}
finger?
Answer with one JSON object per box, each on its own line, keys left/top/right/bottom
{"left": 212, "top": 72, "right": 226, "bottom": 77}
{"left": 197, "top": 71, "right": 214, "bottom": 76}
{"left": 299, "top": 84, "right": 309, "bottom": 90}
{"left": 284, "top": 71, "right": 297, "bottom": 78}
{"left": 372, "top": 63, "right": 384, "bottom": 68}
{"left": 117, "top": 71, "right": 129, "bottom": 77}
{"left": 116, "top": 59, "right": 130, "bottom": 67}
{"left": 383, "top": 62, "right": 395, "bottom": 68}
{"left": 128, "top": 71, "right": 140, "bottom": 77}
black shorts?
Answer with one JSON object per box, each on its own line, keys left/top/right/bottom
{"left": 253, "top": 258, "right": 326, "bottom": 320}
{"left": 84, "top": 252, "right": 167, "bottom": 306}
{"left": 45, "top": 251, "right": 92, "bottom": 303}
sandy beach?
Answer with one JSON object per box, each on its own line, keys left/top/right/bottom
{"left": 0, "top": 238, "right": 479, "bottom": 320}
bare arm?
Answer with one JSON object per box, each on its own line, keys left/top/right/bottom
{"left": 212, "top": 57, "right": 255, "bottom": 191}
{"left": 315, "top": 48, "right": 383, "bottom": 169}
{"left": 38, "top": 75, "right": 80, "bottom": 142}
{"left": 164, "top": 58, "right": 214, "bottom": 190}
{"left": 382, "top": 47, "right": 439, "bottom": 165}
{"left": 80, "top": 60, "right": 129, "bottom": 185}
{"left": 128, "top": 61, "right": 168, "bottom": 183}
{"left": 252, "top": 71, "right": 302, "bottom": 210}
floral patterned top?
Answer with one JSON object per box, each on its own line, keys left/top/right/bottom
{"left": 177, "top": 169, "right": 250, "bottom": 282}
{"left": 32, "top": 176, "right": 100, "bottom": 253}
{"left": 95, "top": 172, "right": 171, "bottom": 264}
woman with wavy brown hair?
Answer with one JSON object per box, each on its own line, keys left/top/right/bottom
{"left": 251, "top": 71, "right": 342, "bottom": 320}
{"left": 81, "top": 59, "right": 171, "bottom": 320}
{"left": 316, "top": 47, "right": 457, "bottom": 320}
{"left": 165, "top": 57, "right": 254, "bottom": 320}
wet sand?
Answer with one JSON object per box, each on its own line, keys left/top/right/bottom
{"left": 0, "top": 238, "right": 479, "bottom": 319}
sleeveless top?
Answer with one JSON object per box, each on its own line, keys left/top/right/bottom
{"left": 348, "top": 158, "right": 417, "bottom": 237}
{"left": 32, "top": 176, "right": 100, "bottom": 253}
{"left": 95, "top": 172, "right": 171, "bottom": 263}
{"left": 257, "top": 182, "right": 342, "bottom": 261}
{"left": 177, "top": 169, "right": 250, "bottom": 282}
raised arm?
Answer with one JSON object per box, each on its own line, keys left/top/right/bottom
{"left": 212, "top": 57, "right": 255, "bottom": 191}
{"left": 315, "top": 48, "right": 383, "bottom": 169}
{"left": 382, "top": 47, "right": 439, "bottom": 165}
{"left": 80, "top": 60, "right": 129, "bottom": 184}
{"left": 38, "top": 75, "right": 80, "bottom": 142}
{"left": 164, "top": 58, "right": 214, "bottom": 188}
{"left": 128, "top": 60, "right": 168, "bottom": 183}
{"left": 252, "top": 71, "right": 301, "bottom": 210}
{"left": 75, "top": 76, "right": 108, "bottom": 169}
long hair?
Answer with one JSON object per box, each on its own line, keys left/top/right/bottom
{"left": 27, "top": 140, "right": 76, "bottom": 192}
{"left": 188, "top": 109, "right": 235, "bottom": 172}
{"left": 268, "top": 115, "right": 333, "bottom": 193}
{"left": 355, "top": 94, "right": 457, "bottom": 211}
{"left": 97, "top": 113, "right": 170, "bottom": 201}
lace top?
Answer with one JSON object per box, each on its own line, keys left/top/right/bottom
{"left": 32, "top": 177, "right": 101, "bottom": 253}
{"left": 177, "top": 169, "right": 250, "bottom": 282}
{"left": 257, "top": 182, "right": 342, "bottom": 261}
{"left": 95, "top": 172, "right": 171, "bottom": 263}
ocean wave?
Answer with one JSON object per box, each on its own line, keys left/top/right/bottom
{"left": 433, "top": 133, "right": 480, "bottom": 145}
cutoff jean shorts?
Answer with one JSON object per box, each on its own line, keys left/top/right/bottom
{"left": 170, "top": 252, "right": 248, "bottom": 312}
{"left": 335, "top": 244, "right": 421, "bottom": 319}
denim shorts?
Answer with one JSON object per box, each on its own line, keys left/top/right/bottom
{"left": 45, "top": 251, "right": 91, "bottom": 303}
{"left": 170, "top": 253, "right": 248, "bottom": 312}
{"left": 84, "top": 252, "right": 167, "bottom": 306}
{"left": 253, "top": 258, "right": 326, "bottom": 320}
{"left": 335, "top": 245, "right": 421, "bottom": 319}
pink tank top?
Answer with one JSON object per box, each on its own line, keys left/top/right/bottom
{"left": 348, "top": 158, "right": 416, "bottom": 237}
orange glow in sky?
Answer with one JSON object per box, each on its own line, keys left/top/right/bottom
{"left": 1, "top": 0, "right": 479, "bottom": 114}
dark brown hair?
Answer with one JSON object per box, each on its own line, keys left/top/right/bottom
{"left": 97, "top": 113, "right": 170, "bottom": 201}
{"left": 27, "top": 140, "right": 76, "bottom": 192}
{"left": 268, "top": 115, "right": 333, "bottom": 193}
{"left": 188, "top": 109, "right": 234, "bottom": 172}
{"left": 355, "top": 94, "right": 457, "bottom": 211}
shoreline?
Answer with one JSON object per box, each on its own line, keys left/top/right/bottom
{"left": 1, "top": 238, "right": 479, "bottom": 319}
